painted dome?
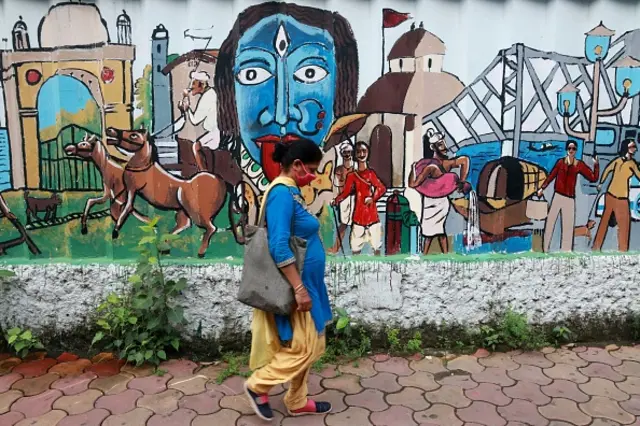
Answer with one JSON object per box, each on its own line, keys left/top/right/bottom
{"left": 38, "top": 3, "right": 109, "bottom": 48}
{"left": 388, "top": 27, "right": 445, "bottom": 59}
{"left": 357, "top": 71, "right": 464, "bottom": 117}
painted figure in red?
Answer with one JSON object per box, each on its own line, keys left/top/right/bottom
{"left": 332, "top": 142, "right": 386, "bottom": 255}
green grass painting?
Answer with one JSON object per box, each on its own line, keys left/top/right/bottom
{"left": 0, "top": 190, "right": 243, "bottom": 261}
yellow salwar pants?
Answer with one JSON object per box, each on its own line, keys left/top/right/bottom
{"left": 247, "top": 309, "right": 326, "bottom": 411}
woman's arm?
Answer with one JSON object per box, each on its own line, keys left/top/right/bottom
{"left": 630, "top": 160, "right": 640, "bottom": 181}
{"left": 265, "top": 186, "right": 311, "bottom": 311}
{"left": 600, "top": 159, "right": 617, "bottom": 185}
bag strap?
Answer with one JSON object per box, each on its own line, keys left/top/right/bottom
{"left": 285, "top": 187, "right": 296, "bottom": 236}
{"left": 257, "top": 184, "right": 297, "bottom": 236}
{"left": 257, "top": 183, "right": 282, "bottom": 227}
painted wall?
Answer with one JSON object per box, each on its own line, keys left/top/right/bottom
{"left": 2, "top": 0, "right": 640, "bottom": 260}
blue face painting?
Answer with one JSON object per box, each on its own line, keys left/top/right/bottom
{"left": 234, "top": 14, "right": 337, "bottom": 180}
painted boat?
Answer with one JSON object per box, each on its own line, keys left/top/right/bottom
{"left": 451, "top": 156, "right": 547, "bottom": 236}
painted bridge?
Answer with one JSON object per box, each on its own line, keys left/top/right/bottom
{"left": 422, "top": 30, "right": 640, "bottom": 156}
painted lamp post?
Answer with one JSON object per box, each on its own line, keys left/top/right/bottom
{"left": 557, "top": 22, "right": 640, "bottom": 143}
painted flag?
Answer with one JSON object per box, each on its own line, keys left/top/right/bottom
{"left": 382, "top": 8, "right": 411, "bottom": 28}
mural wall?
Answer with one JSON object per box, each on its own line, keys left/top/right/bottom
{"left": 2, "top": 0, "right": 640, "bottom": 259}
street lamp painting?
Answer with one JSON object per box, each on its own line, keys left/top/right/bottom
{"left": 613, "top": 56, "right": 640, "bottom": 98}
{"left": 557, "top": 83, "right": 579, "bottom": 117}
{"left": 584, "top": 21, "right": 615, "bottom": 63}
{"left": 559, "top": 22, "right": 639, "bottom": 145}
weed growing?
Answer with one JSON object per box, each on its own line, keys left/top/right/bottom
{"left": 478, "top": 307, "right": 557, "bottom": 351}
{"left": 5, "top": 327, "right": 45, "bottom": 358}
{"left": 91, "top": 218, "right": 187, "bottom": 366}
{"left": 216, "top": 352, "right": 251, "bottom": 384}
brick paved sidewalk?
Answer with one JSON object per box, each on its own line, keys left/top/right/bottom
{"left": 0, "top": 346, "right": 639, "bottom": 425}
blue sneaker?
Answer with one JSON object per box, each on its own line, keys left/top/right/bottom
{"left": 244, "top": 381, "right": 274, "bottom": 421}
{"left": 288, "top": 400, "right": 332, "bottom": 416}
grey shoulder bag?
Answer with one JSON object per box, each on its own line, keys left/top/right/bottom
{"left": 237, "top": 185, "right": 307, "bottom": 315}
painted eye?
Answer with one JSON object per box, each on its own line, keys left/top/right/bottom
{"left": 294, "top": 65, "right": 328, "bottom": 84}
{"left": 236, "top": 67, "right": 273, "bottom": 85}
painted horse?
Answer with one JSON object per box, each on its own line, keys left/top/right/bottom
{"left": 106, "top": 127, "right": 236, "bottom": 257}
{"left": 64, "top": 134, "right": 149, "bottom": 233}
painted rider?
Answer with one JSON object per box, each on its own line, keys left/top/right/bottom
{"left": 179, "top": 70, "right": 219, "bottom": 172}
{"left": 537, "top": 140, "right": 599, "bottom": 252}
{"left": 328, "top": 142, "right": 355, "bottom": 254}
{"left": 592, "top": 138, "right": 640, "bottom": 252}
{"left": 409, "top": 129, "right": 469, "bottom": 255}
{"left": 331, "top": 142, "right": 386, "bottom": 255}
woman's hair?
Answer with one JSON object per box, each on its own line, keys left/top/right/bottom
{"left": 215, "top": 2, "right": 359, "bottom": 141}
{"left": 620, "top": 138, "right": 636, "bottom": 157}
{"left": 566, "top": 140, "right": 578, "bottom": 150}
{"left": 355, "top": 141, "right": 368, "bottom": 151}
{"left": 272, "top": 140, "right": 323, "bottom": 168}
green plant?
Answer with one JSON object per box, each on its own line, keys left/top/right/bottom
{"left": 479, "top": 307, "right": 548, "bottom": 351}
{"left": 216, "top": 352, "right": 251, "bottom": 383}
{"left": 405, "top": 331, "right": 423, "bottom": 354}
{"left": 92, "top": 218, "right": 186, "bottom": 366}
{"left": 5, "top": 327, "right": 44, "bottom": 358}
{"left": 318, "top": 307, "right": 371, "bottom": 369}
{"left": 480, "top": 325, "right": 502, "bottom": 351}
{"left": 335, "top": 307, "right": 351, "bottom": 334}
{"left": 387, "top": 328, "right": 401, "bottom": 352}
{"left": 552, "top": 326, "right": 574, "bottom": 346}
{"left": 499, "top": 307, "right": 547, "bottom": 350}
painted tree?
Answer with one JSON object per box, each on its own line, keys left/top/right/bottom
{"left": 133, "top": 64, "right": 152, "bottom": 129}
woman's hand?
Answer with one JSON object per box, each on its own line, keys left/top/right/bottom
{"left": 295, "top": 287, "right": 312, "bottom": 312}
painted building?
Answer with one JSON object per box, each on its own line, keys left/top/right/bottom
{"left": 0, "top": 2, "right": 134, "bottom": 191}
{"left": 151, "top": 24, "right": 172, "bottom": 136}
{"left": 357, "top": 22, "right": 465, "bottom": 216}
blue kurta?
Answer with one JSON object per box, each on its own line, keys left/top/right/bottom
{"left": 265, "top": 184, "right": 332, "bottom": 342}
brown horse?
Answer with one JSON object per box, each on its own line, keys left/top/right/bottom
{"left": 64, "top": 134, "right": 149, "bottom": 233}
{"left": 105, "top": 127, "right": 227, "bottom": 257}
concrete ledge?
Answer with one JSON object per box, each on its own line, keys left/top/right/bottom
{"left": 0, "top": 255, "right": 638, "bottom": 342}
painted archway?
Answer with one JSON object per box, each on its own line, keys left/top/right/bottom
{"left": 36, "top": 75, "right": 103, "bottom": 191}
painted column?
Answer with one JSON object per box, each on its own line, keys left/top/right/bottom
{"left": 151, "top": 24, "right": 172, "bottom": 134}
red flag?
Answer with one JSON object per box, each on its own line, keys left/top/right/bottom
{"left": 383, "top": 8, "right": 411, "bottom": 28}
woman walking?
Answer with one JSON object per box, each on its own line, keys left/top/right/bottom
{"left": 244, "top": 139, "right": 333, "bottom": 421}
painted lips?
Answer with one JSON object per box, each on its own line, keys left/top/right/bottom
{"left": 255, "top": 134, "right": 302, "bottom": 182}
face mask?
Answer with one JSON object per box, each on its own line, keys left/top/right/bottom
{"left": 294, "top": 163, "right": 316, "bottom": 187}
